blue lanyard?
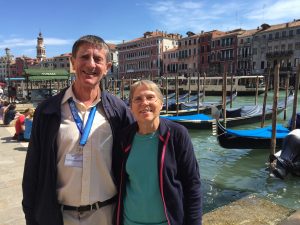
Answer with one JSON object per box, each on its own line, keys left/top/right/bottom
{"left": 68, "top": 98, "right": 97, "bottom": 147}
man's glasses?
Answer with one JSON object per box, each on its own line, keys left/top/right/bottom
{"left": 132, "top": 95, "right": 158, "bottom": 104}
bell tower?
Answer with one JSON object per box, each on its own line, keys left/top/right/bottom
{"left": 36, "top": 32, "right": 46, "bottom": 62}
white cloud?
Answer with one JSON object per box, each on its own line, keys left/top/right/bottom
{"left": 0, "top": 37, "right": 72, "bottom": 49}
{"left": 44, "top": 38, "right": 73, "bottom": 45}
{"left": 245, "top": 0, "right": 300, "bottom": 22}
{"left": 146, "top": 0, "right": 299, "bottom": 34}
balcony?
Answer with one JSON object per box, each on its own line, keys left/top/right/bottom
{"left": 266, "top": 50, "right": 293, "bottom": 59}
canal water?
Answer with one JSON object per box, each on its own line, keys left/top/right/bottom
{"left": 193, "top": 91, "right": 300, "bottom": 213}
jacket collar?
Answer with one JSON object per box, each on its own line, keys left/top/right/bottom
{"left": 41, "top": 88, "right": 67, "bottom": 115}
{"left": 41, "top": 87, "right": 109, "bottom": 116}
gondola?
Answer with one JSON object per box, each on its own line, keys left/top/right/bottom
{"left": 160, "top": 113, "right": 215, "bottom": 129}
{"left": 161, "top": 92, "right": 237, "bottom": 116}
{"left": 162, "top": 93, "right": 294, "bottom": 130}
{"left": 218, "top": 92, "right": 294, "bottom": 127}
{"left": 216, "top": 120, "right": 290, "bottom": 149}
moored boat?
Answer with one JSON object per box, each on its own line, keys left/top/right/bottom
{"left": 216, "top": 120, "right": 290, "bottom": 149}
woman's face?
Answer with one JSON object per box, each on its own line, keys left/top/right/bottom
{"left": 130, "top": 84, "right": 163, "bottom": 127}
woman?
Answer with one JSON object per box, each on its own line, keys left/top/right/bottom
{"left": 115, "top": 80, "right": 202, "bottom": 225}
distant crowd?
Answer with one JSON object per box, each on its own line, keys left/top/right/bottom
{"left": 0, "top": 97, "right": 34, "bottom": 142}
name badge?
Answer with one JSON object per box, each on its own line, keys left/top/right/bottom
{"left": 64, "top": 153, "right": 83, "bottom": 168}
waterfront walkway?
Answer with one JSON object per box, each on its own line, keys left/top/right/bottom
{"left": 0, "top": 125, "right": 27, "bottom": 225}
{"left": 0, "top": 124, "right": 299, "bottom": 225}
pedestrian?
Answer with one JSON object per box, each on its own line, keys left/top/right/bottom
{"left": 13, "top": 108, "right": 34, "bottom": 141}
{"left": 0, "top": 85, "right": 4, "bottom": 99}
{"left": 22, "top": 35, "right": 134, "bottom": 225}
{"left": 0, "top": 100, "right": 9, "bottom": 122}
{"left": 23, "top": 108, "right": 35, "bottom": 142}
{"left": 115, "top": 80, "right": 202, "bottom": 225}
{"left": 3, "top": 103, "right": 17, "bottom": 125}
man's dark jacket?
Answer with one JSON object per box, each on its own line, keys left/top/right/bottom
{"left": 22, "top": 88, "right": 134, "bottom": 225}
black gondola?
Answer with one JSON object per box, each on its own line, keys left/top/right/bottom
{"left": 216, "top": 120, "right": 290, "bottom": 149}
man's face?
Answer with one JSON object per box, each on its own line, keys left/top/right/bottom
{"left": 71, "top": 43, "right": 111, "bottom": 89}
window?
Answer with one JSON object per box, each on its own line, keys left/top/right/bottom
{"left": 261, "top": 61, "right": 265, "bottom": 69}
{"left": 282, "top": 31, "right": 286, "bottom": 38}
{"left": 268, "top": 46, "right": 272, "bottom": 52}
{"left": 288, "top": 43, "right": 293, "bottom": 50}
{"left": 289, "top": 30, "right": 294, "bottom": 37}
{"left": 275, "top": 32, "right": 279, "bottom": 39}
{"left": 295, "top": 42, "right": 300, "bottom": 50}
{"left": 297, "top": 29, "right": 300, "bottom": 35}
{"left": 252, "top": 48, "right": 257, "bottom": 55}
{"left": 268, "top": 34, "right": 273, "bottom": 40}
{"left": 281, "top": 44, "right": 285, "bottom": 50}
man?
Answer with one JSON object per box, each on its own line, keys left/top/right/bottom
{"left": 22, "top": 35, "right": 134, "bottom": 225}
{"left": 0, "top": 85, "right": 3, "bottom": 99}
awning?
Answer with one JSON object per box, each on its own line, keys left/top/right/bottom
{"left": 29, "top": 75, "right": 69, "bottom": 81}
{"left": 5, "top": 77, "right": 26, "bottom": 81}
{"left": 24, "top": 69, "right": 69, "bottom": 81}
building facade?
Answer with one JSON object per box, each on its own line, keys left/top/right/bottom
{"left": 252, "top": 20, "right": 300, "bottom": 77}
{"left": 237, "top": 29, "right": 258, "bottom": 75}
{"left": 117, "top": 30, "right": 181, "bottom": 79}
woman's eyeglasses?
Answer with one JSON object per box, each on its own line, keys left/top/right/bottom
{"left": 132, "top": 95, "right": 158, "bottom": 104}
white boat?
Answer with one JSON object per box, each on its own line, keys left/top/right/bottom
{"left": 161, "top": 75, "right": 265, "bottom": 96}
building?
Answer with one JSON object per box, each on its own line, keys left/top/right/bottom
{"left": 252, "top": 20, "right": 300, "bottom": 77}
{"left": 0, "top": 48, "right": 15, "bottom": 82}
{"left": 107, "top": 43, "right": 118, "bottom": 79}
{"left": 117, "top": 30, "right": 181, "bottom": 79}
{"left": 237, "top": 29, "right": 259, "bottom": 75}
{"left": 177, "top": 31, "right": 199, "bottom": 75}
{"left": 36, "top": 32, "right": 46, "bottom": 62}
{"left": 163, "top": 47, "right": 179, "bottom": 76}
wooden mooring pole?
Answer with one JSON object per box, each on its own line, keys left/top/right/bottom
{"left": 222, "top": 69, "right": 227, "bottom": 128}
{"left": 176, "top": 74, "right": 179, "bottom": 116}
{"left": 283, "top": 71, "right": 290, "bottom": 120}
{"left": 166, "top": 76, "right": 169, "bottom": 114}
{"left": 255, "top": 75, "right": 259, "bottom": 105}
{"left": 291, "top": 64, "right": 300, "bottom": 130}
{"left": 230, "top": 73, "right": 234, "bottom": 108}
{"left": 197, "top": 72, "right": 200, "bottom": 114}
{"left": 121, "top": 77, "right": 124, "bottom": 100}
{"left": 261, "top": 69, "right": 270, "bottom": 128}
{"left": 203, "top": 72, "right": 206, "bottom": 102}
{"left": 270, "top": 63, "right": 280, "bottom": 158}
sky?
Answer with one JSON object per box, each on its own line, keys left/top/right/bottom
{"left": 0, "top": 0, "right": 299, "bottom": 58}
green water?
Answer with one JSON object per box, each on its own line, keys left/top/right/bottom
{"left": 191, "top": 91, "right": 300, "bottom": 213}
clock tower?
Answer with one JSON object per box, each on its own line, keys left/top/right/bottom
{"left": 36, "top": 32, "right": 46, "bottom": 62}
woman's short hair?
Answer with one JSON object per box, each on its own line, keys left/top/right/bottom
{"left": 129, "top": 80, "right": 163, "bottom": 106}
